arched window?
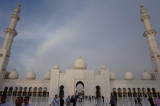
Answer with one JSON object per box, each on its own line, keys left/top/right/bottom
{"left": 3, "top": 87, "right": 8, "bottom": 95}
{"left": 29, "top": 87, "right": 32, "bottom": 92}
{"left": 132, "top": 88, "right": 137, "bottom": 97}
{"left": 137, "top": 88, "right": 142, "bottom": 97}
{"left": 13, "top": 87, "right": 18, "bottom": 96}
{"left": 112, "top": 88, "right": 117, "bottom": 97}
{"left": 118, "top": 88, "right": 122, "bottom": 97}
{"left": 123, "top": 88, "right": 127, "bottom": 97}
{"left": 43, "top": 87, "right": 47, "bottom": 92}
{"left": 23, "top": 87, "right": 27, "bottom": 96}
{"left": 33, "top": 87, "right": 37, "bottom": 96}
{"left": 38, "top": 87, "right": 42, "bottom": 96}
{"left": 147, "top": 88, "right": 151, "bottom": 97}
{"left": 28, "top": 87, "right": 32, "bottom": 96}
{"left": 43, "top": 87, "right": 47, "bottom": 97}
{"left": 8, "top": 87, "right": 13, "bottom": 96}
{"left": 18, "top": 87, "right": 22, "bottom": 96}
{"left": 128, "top": 88, "right": 132, "bottom": 97}
{"left": 142, "top": 88, "right": 147, "bottom": 97}
{"left": 152, "top": 88, "right": 157, "bottom": 97}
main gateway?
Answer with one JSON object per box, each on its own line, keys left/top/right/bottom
{"left": 0, "top": 2, "right": 160, "bottom": 106}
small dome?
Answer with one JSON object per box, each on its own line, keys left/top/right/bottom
{"left": 101, "top": 65, "right": 107, "bottom": 70}
{"left": 26, "top": 70, "right": 36, "bottom": 80}
{"left": 44, "top": 70, "right": 51, "bottom": 80}
{"left": 74, "top": 57, "right": 87, "bottom": 69}
{"left": 54, "top": 64, "right": 59, "bottom": 69}
{"left": 124, "top": 71, "right": 134, "bottom": 80}
{"left": 109, "top": 71, "right": 116, "bottom": 80}
{"left": 8, "top": 69, "right": 19, "bottom": 79}
{"left": 142, "top": 70, "right": 151, "bottom": 80}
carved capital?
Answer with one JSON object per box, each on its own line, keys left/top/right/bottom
{"left": 141, "top": 15, "right": 150, "bottom": 22}
{"left": 143, "top": 29, "right": 156, "bottom": 37}
{"left": 11, "top": 14, "right": 20, "bottom": 21}
{"left": 4, "top": 28, "right": 17, "bottom": 36}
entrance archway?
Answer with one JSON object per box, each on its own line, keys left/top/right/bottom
{"left": 75, "top": 81, "right": 84, "bottom": 96}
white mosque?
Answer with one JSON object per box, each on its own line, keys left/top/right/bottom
{"left": 0, "top": 2, "right": 160, "bottom": 106}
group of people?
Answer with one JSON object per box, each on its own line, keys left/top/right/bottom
{"left": 135, "top": 96, "right": 160, "bottom": 106}
{"left": 0, "top": 94, "right": 32, "bottom": 106}
{"left": 148, "top": 96, "right": 160, "bottom": 106}
{"left": 51, "top": 94, "right": 78, "bottom": 106}
{"left": 110, "top": 95, "right": 160, "bottom": 106}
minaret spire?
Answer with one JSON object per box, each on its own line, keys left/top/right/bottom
{"left": 2, "top": 2, "right": 21, "bottom": 50}
{"left": 140, "top": 2, "right": 160, "bottom": 78}
{"left": 0, "top": 2, "right": 21, "bottom": 78}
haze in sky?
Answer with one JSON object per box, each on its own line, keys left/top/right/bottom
{"left": 0, "top": 0, "right": 160, "bottom": 79}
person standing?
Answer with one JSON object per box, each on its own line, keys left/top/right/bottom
{"left": 79, "top": 95, "right": 83, "bottom": 102}
{"left": 0, "top": 94, "right": 10, "bottom": 106}
{"left": 155, "top": 97, "right": 160, "bottom": 106}
{"left": 70, "top": 96, "right": 76, "bottom": 106}
{"left": 148, "top": 96, "right": 155, "bottom": 106}
{"left": 60, "top": 97, "right": 64, "bottom": 106}
{"left": 134, "top": 97, "right": 137, "bottom": 105}
{"left": 15, "top": 96, "right": 23, "bottom": 106}
{"left": 22, "top": 96, "right": 32, "bottom": 106}
{"left": 52, "top": 94, "right": 60, "bottom": 106}
{"left": 66, "top": 96, "right": 70, "bottom": 106}
{"left": 137, "top": 97, "right": 142, "bottom": 106}
{"left": 109, "top": 96, "right": 116, "bottom": 106}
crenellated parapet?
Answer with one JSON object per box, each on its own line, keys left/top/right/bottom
{"left": 4, "top": 28, "right": 17, "bottom": 36}
{"left": 141, "top": 15, "right": 150, "bottom": 22}
{"left": 143, "top": 29, "right": 156, "bottom": 37}
{"left": 11, "top": 14, "right": 20, "bottom": 21}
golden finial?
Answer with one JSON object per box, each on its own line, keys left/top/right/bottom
{"left": 17, "top": 3, "right": 21, "bottom": 7}
{"left": 17, "top": 0, "right": 22, "bottom": 7}
{"left": 140, "top": 3, "right": 144, "bottom": 8}
{"left": 139, "top": 0, "right": 144, "bottom": 8}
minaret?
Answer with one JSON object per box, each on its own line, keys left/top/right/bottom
{"left": 0, "top": 3, "right": 21, "bottom": 82}
{"left": 140, "top": 3, "right": 160, "bottom": 78}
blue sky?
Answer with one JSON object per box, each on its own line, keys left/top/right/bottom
{"left": 0, "top": 0, "right": 160, "bottom": 79}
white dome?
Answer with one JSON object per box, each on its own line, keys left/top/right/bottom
{"left": 44, "top": 70, "right": 51, "bottom": 80}
{"left": 26, "top": 70, "right": 36, "bottom": 80}
{"left": 74, "top": 57, "right": 87, "bottom": 69}
{"left": 109, "top": 71, "right": 116, "bottom": 80}
{"left": 101, "top": 65, "right": 107, "bottom": 70}
{"left": 142, "top": 70, "right": 151, "bottom": 80}
{"left": 124, "top": 71, "right": 134, "bottom": 80}
{"left": 8, "top": 69, "right": 19, "bottom": 79}
{"left": 54, "top": 64, "right": 59, "bottom": 69}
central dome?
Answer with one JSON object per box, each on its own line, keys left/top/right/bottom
{"left": 74, "top": 57, "right": 87, "bottom": 69}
